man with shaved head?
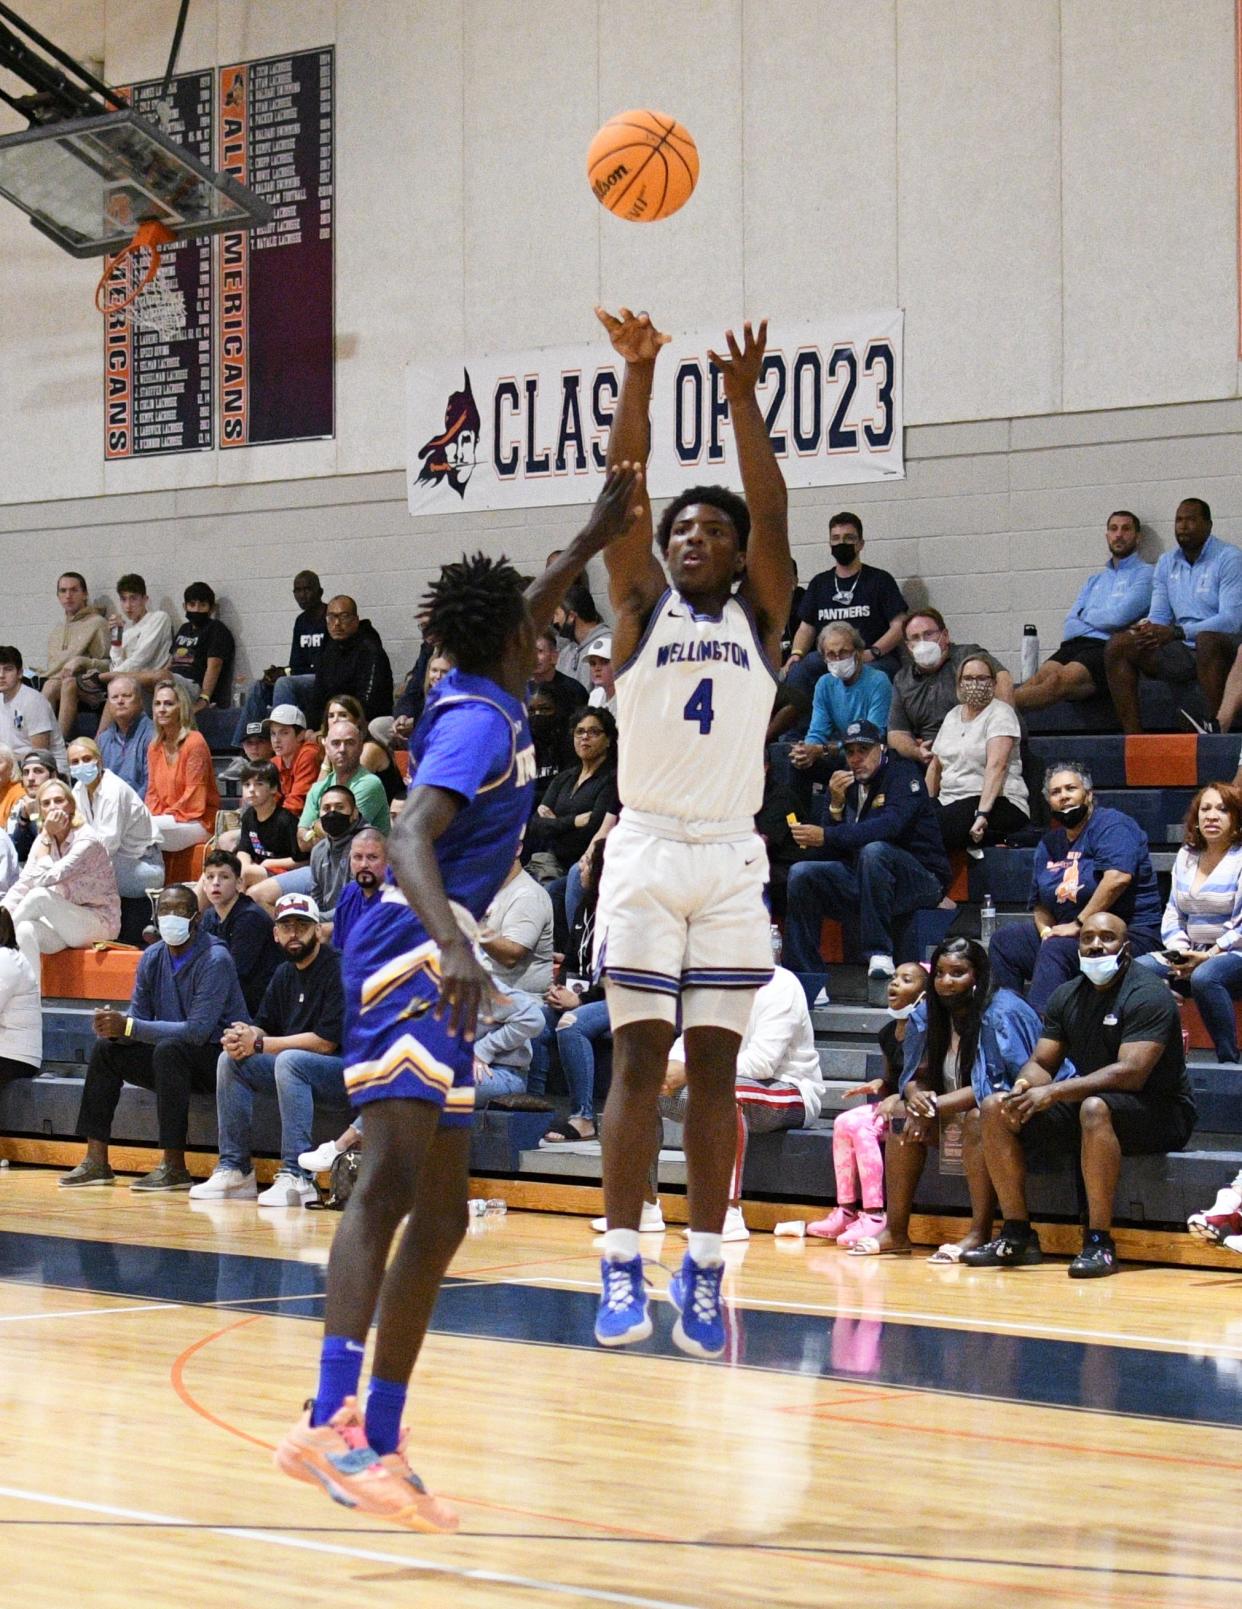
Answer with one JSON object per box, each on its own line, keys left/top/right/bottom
{"left": 305, "top": 594, "right": 393, "bottom": 727}
{"left": 965, "top": 913, "right": 1197, "bottom": 1277}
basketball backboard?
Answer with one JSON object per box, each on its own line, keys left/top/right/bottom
{"left": 0, "top": 106, "right": 270, "bottom": 257}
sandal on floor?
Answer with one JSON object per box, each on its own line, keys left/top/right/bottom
{"left": 847, "top": 1236, "right": 912, "bottom": 1258}
{"left": 928, "top": 1242, "right": 966, "bottom": 1265}
{"left": 540, "top": 1118, "right": 597, "bottom": 1144}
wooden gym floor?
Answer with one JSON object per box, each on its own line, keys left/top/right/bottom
{"left": 0, "top": 1167, "right": 1239, "bottom": 1608}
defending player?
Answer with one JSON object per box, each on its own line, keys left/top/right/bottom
{"left": 275, "top": 465, "right": 643, "bottom": 1529}
{"left": 592, "top": 307, "right": 793, "bottom": 1357}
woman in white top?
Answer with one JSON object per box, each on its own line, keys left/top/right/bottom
{"left": 927, "top": 656, "right": 1029, "bottom": 850}
{"left": 0, "top": 907, "right": 41, "bottom": 1081}
{"left": 1, "top": 778, "right": 120, "bottom": 978}
{"left": 67, "top": 736, "right": 164, "bottom": 898}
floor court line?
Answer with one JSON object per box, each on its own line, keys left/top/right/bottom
{"left": 0, "top": 1301, "right": 178, "bottom": 1323}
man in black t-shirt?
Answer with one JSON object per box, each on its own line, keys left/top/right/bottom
{"left": 784, "top": 512, "right": 907, "bottom": 677}
{"left": 965, "top": 913, "right": 1196, "bottom": 1278}
{"left": 169, "top": 582, "right": 236, "bottom": 712}
{"left": 193, "top": 891, "right": 347, "bottom": 1208}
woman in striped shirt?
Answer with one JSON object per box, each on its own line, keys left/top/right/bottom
{"left": 1139, "top": 782, "right": 1242, "bottom": 1062}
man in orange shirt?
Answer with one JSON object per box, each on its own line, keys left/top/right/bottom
{"left": 264, "top": 704, "right": 321, "bottom": 817}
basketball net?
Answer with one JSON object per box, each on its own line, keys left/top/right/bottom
{"left": 94, "top": 220, "right": 187, "bottom": 340}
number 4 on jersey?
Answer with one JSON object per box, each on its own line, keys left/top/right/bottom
{"left": 682, "top": 677, "right": 715, "bottom": 735}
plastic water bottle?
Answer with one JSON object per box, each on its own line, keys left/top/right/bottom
{"left": 980, "top": 893, "right": 997, "bottom": 947}
{"left": 769, "top": 923, "right": 783, "bottom": 966}
{"left": 1020, "top": 623, "right": 1039, "bottom": 683}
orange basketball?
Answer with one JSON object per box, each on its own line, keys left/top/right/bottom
{"left": 586, "top": 109, "right": 699, "bottom": 223}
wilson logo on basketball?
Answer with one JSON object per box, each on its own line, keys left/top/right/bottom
{"left": 592, "top": 164, "right": 627, "bottom": 198}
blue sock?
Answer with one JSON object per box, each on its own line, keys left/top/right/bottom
{"left": 311, "top": 1335, "right": 365, "bottom": 1427}
{"left": 364, "top": 1376, "right": 408, "bottom": 1457}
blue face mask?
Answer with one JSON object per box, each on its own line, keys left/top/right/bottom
{"left": 1080, "top": 952, "right": 1123, "bottom": 986}
{"left": 69, "top": 761, "right": 99, "bottom": 786}
{"left": 157, "top": 915, "right": 193, "bottom": 947}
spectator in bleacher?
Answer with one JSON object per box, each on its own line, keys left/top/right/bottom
{"left": 381, "top": 645, "right": 451, "bottom": 749}
{"left": 146, "top": 678, "right": 219, "bottom": 851}
{"left": 808, "top": 962, "right": 929, "bottom": 1244}
{"left": 926, "top": 656, "right": 1030, "bottom": 849}
{"left": 887, "top": 610, "right": 1012, "bottom": 766}
{"left": 83, "top": 574, "right": 174, "bottom": 736}
{"left": 472, "top": 980, "right": 545, "bottom": 1108}
{"left": 97, "top": 676, "right": 154, "bottom": 797}
{"left": 780, "top": 558, "right": 805, "bottom": 662}
{"left": 783, "top": 721, "right": 950, "bottom": 1005}
{"left": 785, "top": 513, "right": 907, "bottom": 677}
{"left": 0, "top": 745, "right": 23, "bottom": 831}
{"left": 200, "top": 848, "right": 279, "bottom": 1016}
{"left": 226, "top": 761, "right": 301, "bottom": 883}
{"left": 320, "top": 696, "right": 404, "bottom": 809}
{"left": 990, "top": 764, "right": 1161, "bottom": 1012}
{"left": 1135, "top": 783, "right": 1242, "bottom": 1063}
{"left": 295, "top": 718, "right": 389, "bottom": 857}
{"left": 0, "top": 646, "right": 67, "bottom": 774}
{"left": 787, "top": 623, "right": 892, "bottom": 814}
{"left": 67, "top": 736, "right": 163, "bottom": 898}
{"left": 754, "top": 752, "right": 801, "bottom": 919}
{"left": 220, "top": 720, "right": 275, "bottom": 785}
{"left": 263, "top": 704, "right": 320, "bottom": 818}
{"left": 166, "top": 582, "right": 235, "bottom": 715}
{"left": 584, "top": 635, "right": 617, "bottom": 716}
{"left": 0, "top": 829, "right": 16, "bottom": 899}
{"left": 1014, "top": 512, "right": 1152, "bottom": 713}
{"left": 538, "top": 837, "right": 610, "bottom": 1142}
{"left": 967, "top": 913, "right": 1196, "bottom": 1277}
{"left": 8, "top": 753, "right": 57, "bottom": 863}
{"left": 1, "top": 779, "right": 119, "bottom": 978}
{"left": 525, "top": 707, "right": 619, "bottom": 881}
{"left": 303, "top": 595, "right": 393, "bottom": 728}
{"left": 246, "top": 569, "right": 329, "bottom": 725}
{"left": 851, "top": 936, "right": 1044, "bottom": 1260}
{"left": 61, "top": 883, "right": 248, "bottom": 1191}
{"left": 301, "top": 784, "right": 367, "bottom": 919}
{"left": 0, "top": 907, "right": 41, "bottom": 1084}
{"left": 528, "top": 628, "right": 585, "bottom": 722}
{"left": 1105, "top": 497, "right": 1242, "bottom": 734}
{"left": 528, "top": 688, "right": 573, "bottom": 794}
{"left": 553, "top": 580, "right": 606, "bottom": 689}
{"left": 331, "top": 828, "right": 387, "bottom": 950}
{"left": 191, "top": 891, "right": 346, "bottom": 1207}
{"left": 480, "top": 848, "right": 555, "bottom": 996}
{"left": 41, "top": 572, "right": 110, "bottom": 740}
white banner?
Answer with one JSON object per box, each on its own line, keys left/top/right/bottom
{"left": 406, "top": 310, "right": 903, "bottom": 516}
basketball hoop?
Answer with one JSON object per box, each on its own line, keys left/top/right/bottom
{"left": 95, "top": 219, "right": 187, "bottom": 339}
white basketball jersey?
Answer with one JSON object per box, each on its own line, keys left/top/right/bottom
{"left": 615, "top": 587, "right": 776, "bottom": 823}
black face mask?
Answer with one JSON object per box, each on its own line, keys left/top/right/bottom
{"left": 831, "top": 543, "right": 859, "bottom": 566}
{"left": 556, "top": 617, "right": 576, "bottom": 642}
{"left": 528, "top": 713, "right": 559, "bottom": 740}
{"left": 320, "top": 811, "right": 352, "bottom": 840}
{"left": 1050, "top": 802, "right": 1089, "bottom": 829}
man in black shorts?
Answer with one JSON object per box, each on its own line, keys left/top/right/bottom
{"left": 964, "top": 912, "right": 1196, "bottom": 1277}
{"left": 1015, "top": 511, "right": 1151, "bottom": 713}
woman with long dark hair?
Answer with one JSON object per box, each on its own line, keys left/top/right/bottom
{"left": 851, "top": 935, "right": 1046, "bottom": 1262}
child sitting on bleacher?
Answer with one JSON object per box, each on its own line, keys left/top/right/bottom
{"left": 807, "top": 962, "right": 928, "bottom": 1245}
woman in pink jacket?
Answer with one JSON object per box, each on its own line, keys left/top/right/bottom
{"left": 1, "top": 778, "right": 119, "bottom": 978}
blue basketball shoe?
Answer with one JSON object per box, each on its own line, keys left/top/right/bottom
{"left": 668, "top": 1253, "right": 726, "bottom": 1358}
{"left": 594, "top": 1254, "right": 652, "bottom": 1347}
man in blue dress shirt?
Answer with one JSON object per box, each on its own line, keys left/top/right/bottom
{"left": 1104, "top": 498, "right": 1242, "bottom": 733}
{"left": 1015, "top": 511, "right": 1152, "bottom": 712}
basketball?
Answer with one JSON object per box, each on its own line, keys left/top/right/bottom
{"left": 586, "top": 109, "right": 699, "bottom": 223}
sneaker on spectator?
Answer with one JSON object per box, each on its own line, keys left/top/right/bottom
{"left": 189, "top": 1167, "right": 257, "bottom": 1200}
{"left": 258, "top": 1169, "right": 318, "bottom": 1208}
{"left": 131, "top": 1163, "right": 194, "bottom": 1192}
{"left": 668, "top": 1253, "right": 726, "bottom": 1358}
{"left": 838, "top": 1210, "right": 886, "bottom": 1247}
{"left": 961, "top": 1225, "right": 1042, "bottom": 1267}
{"left": 299, "top": 1140, "right": 346, "bottom": 1174}
{"left": 1068, "top": 1229, "right": 1119, "bottom": 1278}
{"left": 806, "top": 1205, "right": 858, "bottom": 1241}
{"left": 594, "top": 1254, "right": 652, "bottom": 1347}
{"left": 1188, "top": 1183, "right": 1242, "bottom": 1245}
{"left": 590, "top": 1201, "right": 665, "bottom": 1234}
{"left": 721, "top": 1206, "right": 749, "bottom": 1243}
{"left": 59, "top": 1157, "right": 115, "bottom": 1189}
{"left": 867, "top": 954, "right": 895, "bottom": 978}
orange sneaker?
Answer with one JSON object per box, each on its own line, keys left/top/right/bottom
{"left": 275, "top": 1398, "right": 452, "bottom": 1529}
{"left": 376, "top": 1429, "right": 460, "bottom": 1534}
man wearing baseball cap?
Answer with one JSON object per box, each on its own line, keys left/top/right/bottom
{"left": 783, "top": 719, "right": 951, "bottom": 1005}
{"left": 192, "top": 890, "right": 347, "bottom": 1207}
{"left": 263, "top": 703, "right": 321, "bottom": 818}
{"left": 222, "top": 719, "right": 276, "bottom": 784}
{"left": 584, "top": 633, "right": 615, "bottom": 716}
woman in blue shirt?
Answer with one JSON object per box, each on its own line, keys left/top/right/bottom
{"left": 990, "top": 765, "right": 1160, "bottom": 1011}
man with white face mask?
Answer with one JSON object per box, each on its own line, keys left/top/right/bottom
{"left": 967, "top": 912, "right": 1196, "bottom": 1278}
{"left": 888, "top": 609, "right": 1013, "bottom": 765}
{"left": 61, "top": 883, "right": 250, "bottom": 1193}
{"left": 789, "top": 624, "right": 891, "bottom": 784}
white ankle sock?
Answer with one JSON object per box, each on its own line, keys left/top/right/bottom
{"left": 687, "top": 1231, "right": 723, "bottom": 1266}
{"left": 603, "top": 1228, "right": 641, "bottom": 1262}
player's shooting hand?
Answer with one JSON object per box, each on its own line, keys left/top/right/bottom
{"left": 595, "top": 306, "right": 670, "bottom": 365}
{"left": 707, "top": 319, "right": 768, "bottom": 401}
{"left": 436, "top": 935, "right": 494, "bottom": 1042}
{"left": 578, "top": 461, "right": 644, "bottom": 551}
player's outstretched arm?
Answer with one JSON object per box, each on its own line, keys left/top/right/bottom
{"left": 709, "top": 320, "right": 792, "bottom": 666}
{"left": 525, "top": 463, "right": 645, "bottom": 636}
{"left": 595, "top": 306, "right": 669, "bottom": 647}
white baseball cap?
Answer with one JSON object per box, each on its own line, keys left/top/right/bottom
{"left": 585, "top": 634, "right": 612, "bottom": 661}
{"left": 264, "top": 704, "right": 307, "bottom": 730}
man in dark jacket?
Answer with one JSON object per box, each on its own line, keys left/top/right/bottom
{"left": 783, "top": 720, "right": 951, "bottom": 1003}
{"left": 200, "top": 847, "right": 280, "bottom": 1014}
{"left": 305, "top": 595, "right": 393, "bottom": 726}
{"left": 61, "top": 883, "right": 250, "bottom": 1192}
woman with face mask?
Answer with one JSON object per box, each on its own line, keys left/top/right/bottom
{"left": 1135, "top": 783, "right": 1242, "bottom": 1063}
{"left": 926, "top": 657, "right": 1030, "bottom": 850}
{"left": 0, "top": 778, "right": 120, "bottom": 977}
{"left": 67, "top": 736, "right": 164, "bottom": 898}
{"left": 990, "top": 764, "right": 1162, "bottom": 1012}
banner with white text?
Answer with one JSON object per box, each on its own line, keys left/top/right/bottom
{"left": 406, "top": 311, "right": 902, "bottom": 515}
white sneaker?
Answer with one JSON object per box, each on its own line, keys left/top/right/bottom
{"left": 589, "top": 1201, "right": 666, "bottom": 1234}
{"left": 188, "top": 1168, "right": 257, "bottom": 1200}
{"left": 722, "top": 1205, "right": 750, "bottom": 1243}
{"left": 867, "top": 954, "right": 896, "bottom": 978}
{"left": 257, "top": 1169, "right": 317, "bottom": 1207}
{"left": 298, "top": 1140, "right": 344, "bottom": 1173}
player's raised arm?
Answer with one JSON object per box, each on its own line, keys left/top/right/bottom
{"left": 525, "top": 463, "right": 645, "bottom": 635}
{"left": 709, "top": 320, "right": 792, "bottom": 666}
{"left": 595, "top": 306, "right": 669, "bottom": 636}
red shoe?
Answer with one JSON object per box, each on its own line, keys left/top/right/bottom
{"left": 1188, "top": 1186, "right": 1242, "bottom": 1245}
{"left": 275, "top": 1398, "right": 453, "bottom": 1530}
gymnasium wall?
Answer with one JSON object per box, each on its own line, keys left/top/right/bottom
{"left": 0, "top": 0, "right": 1238, "bottom": 683}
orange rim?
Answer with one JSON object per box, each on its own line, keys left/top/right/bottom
{"left": 95, "top": 220, "right": 177, "bottom": 315}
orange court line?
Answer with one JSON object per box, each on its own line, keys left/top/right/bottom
{"left": 169, "top": 1315, "right": 274, "bottom": 1452}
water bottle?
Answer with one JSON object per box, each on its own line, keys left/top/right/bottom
{"left": 769, "top": 923, "right": 783, "bottom": 966}
{"left": 980, "top": 893, "right": 997, "bottom": 947}
{"left": 1020, "top": 623, "right": 1039, "bottom": 683}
